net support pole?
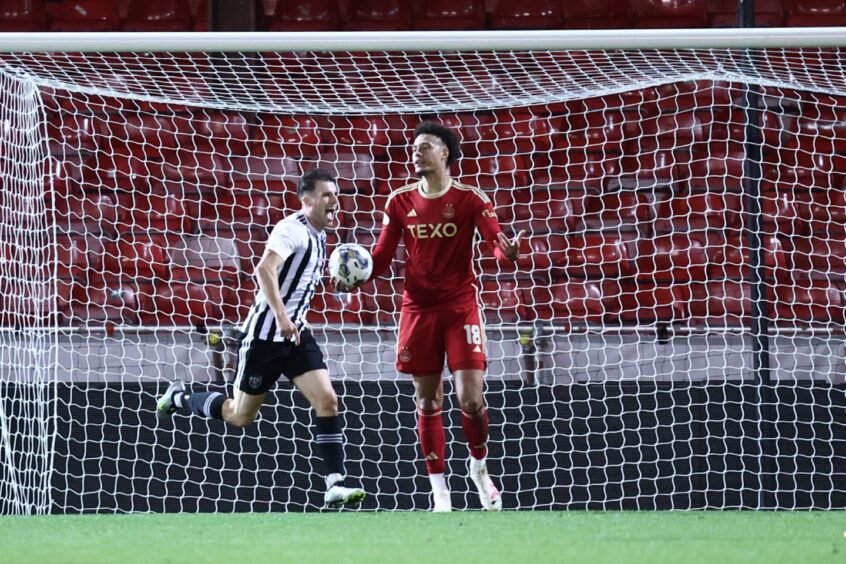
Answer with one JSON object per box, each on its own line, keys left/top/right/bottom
{"left": 739, "top": 0, "right": 778, "bottom": 510}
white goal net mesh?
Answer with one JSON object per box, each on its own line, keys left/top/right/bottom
{"left": 1, "top": 46, "right": 845, "bottom": 513}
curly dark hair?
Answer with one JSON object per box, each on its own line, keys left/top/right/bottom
{"left": 413, "top": 121, "right": 462, "bottom": 166}
{"left": 297, "top": 168, "right": 336, "bottom": 197}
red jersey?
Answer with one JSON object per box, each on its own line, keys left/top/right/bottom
{"left": 369, "top": 179, "right": 506, "bottom": 309}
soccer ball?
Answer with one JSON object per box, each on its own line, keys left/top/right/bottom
{"left": 328, "top": 243, "right": 373, "bottom": 288}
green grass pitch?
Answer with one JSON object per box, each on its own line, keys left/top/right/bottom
{"left": 1, "top": 511, "right": 844, "bottom": 563}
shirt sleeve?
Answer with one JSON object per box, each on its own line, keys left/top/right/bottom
{"left": 474, "top": 194, "right": 509, "bottom": 261}
{"left": 368, "top": 197, "right": 403, "bottom": 281}
{"left": 265, "top": 220, "right": 304, "bottom": 263}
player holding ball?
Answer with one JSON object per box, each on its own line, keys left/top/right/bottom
{"left": 335, "top": 122, "right": 524, "bottom": 512}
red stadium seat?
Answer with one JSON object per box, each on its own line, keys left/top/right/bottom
{"left": 171, "top": 235, "right": 240, "bottom": 283}
{"left": 563, "top": 109, "right": 628, "bottom": 152}
{"left": 790, "top": 238, "right": 846, "bottom": 280}
{"left": 476, "top": 111, "right": 557, "bottom": 155}
{"left": 320, "top": 116, "right": 392, "bottom": 158}
{"left": 230, "top": 154, "right": 300, "bottom": 194}
{"left": 653, "top": 190, "right": 744, "bottom": 233}
{"left": 316, "top": 150, "right": 376, "bottom": 192}
{"left": 516, "top": 234, "right": 573, "bottom": 281}
{"left": 775, "top": 279, "right": 844, "bottom": 324}
{"left": 46, "top": 112, "right": 97, "bottom": 153}
{"left": 102, "top": 234, "right": 172, "bottom": 280}
{"left": 508, "top": 188, "right": 573, "bottom": 235}
{"left": 0, "top": 0, "right": 46, "bottom": 31}
{"left": 687, "top": 281, "right": 752, "bottom": 326}
{"left": 687, "top": 142, "right": 746, "bottom": 191}
{"left": 53, "top": 235, "right": 104, "bottom": 280}
{"left": 536, "top": 149, "right": 620, "bottom": 190}
{"left": 189, "top": 111, "right": 250, "bottom": 156}
{"left": 784, "top": 0, "right": 846, "bottom": 27}
{"left": 708, "top": 0, "right": 783, "bottom": 27}
{"left": 562, "top": 0, "right": 631, "bottom": 29}
{"left": 197, "top": 189, "right": 283, "bottom": 233}
{"left": 344, "top": 0, "right": 412, "bottom": 31}
{"left": 361, "top": 277, "right": 403, "bottom": 325}
{"left": 794, "top": 107, "right": 846, "bottom": 154}
{"left": 55, "top": 192, "right": 117, "bottom": 236}
{"left": 137, "top": 281, "right": 235, "bottom": 326}
{"left": 459, "top": 155, "right": 531, "bottom": 190}
{"left": 580, "top": 191, "right": 651, "bottom": 231}
{"left": 761, "top": 109, "right": 800, "bottom": 149}
{"left": 705, "top": 234, "right": 784, "bottom": 280}
{"left": 192, "top": 0, "right": 206, "bottom": 31}
{"left": 48, "top": 0, "right": 120, "bottom": 31}
{"left": 116, "top": 191, "right": 192, "bottom": 234}
{"left": 804, "top": 189, "right": 846, "bottom": 234}
{"left": 413, "top": 0, "right": 485, "bottom": 30}
{"left": 557, "top": 232, "right": 632, "bottom": 279}
{"left": 635, "top": 234, "right": 709, "bottom": 282}
{"left": 520, "top": 280, "right": 616, "bottom": 324}
{"left": 374, "top": 158, "right": 416, "bottom": 195}
{"left": 617, "top": 281, "right": 687, "bottom": 324}
{"left": 160, "top": 149, "right": 230, "bottom": 185}
{"left": 338, "top": 192, "right": 387, "bottom": 233}
{"left": 1, "top": 277, "right": 74, "bottom": 326}
{"left": 74, "top": 278, "right": 140, "bottom": 325}
{"left": 479, "top": 279, "right": 520, "bottom": 323}
{"left": 639, "top": 110, "right": 704, "bottom": 148}
{"left": 309, "top": 286, "right": 372, "bottom": 324}
{"left": 46, "top": 155, "right": 84, "bottom": 200}
{"left": 123, "top": 0, "right": 191, "bottom": 31}
{"left": 618, "top": 137, "right": 689, "bottom": 190}
{"left": 631, "top": 0, "right": 707, "bottom": 28}
{"left": 268, "top": 0, "right": 340, "bottom": 30}
{"left": 83, "top": 151, "right": 161, "bottom": 192}
{"left": 256, "top": 114, "right": 320, "bottom": 160}
{"left": 97, "top": 112, "right": 179, "bottom": 158}
{"left": 487, "top": 0, "right": 562, "bottom": 29}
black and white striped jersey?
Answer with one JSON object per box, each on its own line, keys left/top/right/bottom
{"left": 239, "top": 212, "right": 327, "bottom": 342}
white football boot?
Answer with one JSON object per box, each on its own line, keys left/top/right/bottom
{"left": 468, "top": 457, "right": 502, "bottom": 511}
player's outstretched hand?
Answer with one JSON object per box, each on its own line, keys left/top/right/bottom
{"left": 331, "top": 278, "right": 364, "bottom": 294}
{"left": 497, "top": 230, "right": 525, "bottom": 261}
{"left": 275, "top": 313, "right": 300, "bottom": 345}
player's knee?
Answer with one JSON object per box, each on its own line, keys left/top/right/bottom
{"left": 459, "top": 398, "right": 484, "bottom": 416}
{"left": 313, "top": 389, "right": 338, "bottom": 416}
{"left": 416, "top": 396, "right": 443, "bottom": 412}
{"left": 228, "top": 411, "right": 258, "bottom": 428}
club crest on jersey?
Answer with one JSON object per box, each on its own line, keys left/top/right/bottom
{"left": 442, "top": 203, "right": 456, "bottom": 219}
{"left": 399, "top": 347, "right": 412, "bottom": 363}
{"left": 248, "top": 375, "right": 262, "bottom": 390}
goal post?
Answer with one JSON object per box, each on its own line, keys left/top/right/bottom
{"left": 1, "top": 29, "right": 846, "bottom": 514}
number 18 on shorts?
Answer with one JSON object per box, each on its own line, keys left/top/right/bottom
{"left": 396, "top": 302, "right": 487, "bottom": 374}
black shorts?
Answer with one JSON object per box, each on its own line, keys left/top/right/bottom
{"left": 235, "top": 329, "right": 328, "bottom": 395}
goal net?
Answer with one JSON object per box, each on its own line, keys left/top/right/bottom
{"left": 1, "top": 32, "right": 846, "bottom": 514}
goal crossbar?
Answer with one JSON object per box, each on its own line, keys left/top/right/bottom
{"left": 0, "top": 28, "right": 845, "bottom": 53}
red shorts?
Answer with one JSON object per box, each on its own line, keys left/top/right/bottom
{"left": 396, "top": 301, "right": 487, "bottom": 375}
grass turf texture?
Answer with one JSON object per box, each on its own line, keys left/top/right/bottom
{"left": 1, "top": 511, "right": 844, "bottom": 563}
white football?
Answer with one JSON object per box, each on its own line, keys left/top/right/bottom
{"left": 328, "top": 243, "right": 373, "bottom": 288}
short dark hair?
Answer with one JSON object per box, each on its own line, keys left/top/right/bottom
{"left": 413, "top": 121, "right": 462, "bottom": 166}
{"left": 297, "top": 168, "right": 335, "bottom": 198}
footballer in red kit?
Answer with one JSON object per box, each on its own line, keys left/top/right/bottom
{"left": 340, "top": 122, "right": 524, "bottom": 512}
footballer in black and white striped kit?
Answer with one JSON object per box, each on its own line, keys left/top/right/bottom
{"left": 157, "top": 168, "right": 367, "bottom": 508}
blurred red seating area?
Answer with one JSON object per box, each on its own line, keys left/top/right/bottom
{"left": 6, "top": 1, "right": 846, "bottom": 31}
